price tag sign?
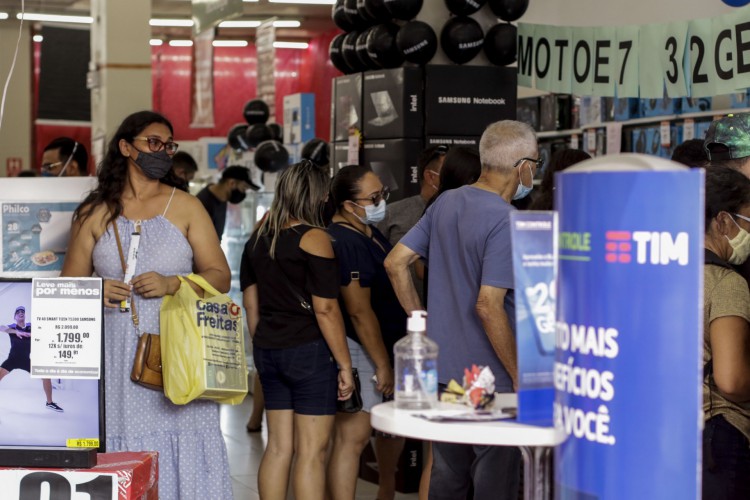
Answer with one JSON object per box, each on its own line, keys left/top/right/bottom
{"left": 570, "top": 134, "right": 579, "bottom": 150}
{"left": 683, "top": 119, "right": 695, "bottom": 141}
{"left": 586, "top": 129, "right": 597, "bottom": 153}
{"left": 30, "top": 278, "right": 103, "bottom": 379}
{"left": 0, "top": 470, "right": 116, "bottom": 499}
{"left": 660, "top": 121, "right": 671, "bottom": 148}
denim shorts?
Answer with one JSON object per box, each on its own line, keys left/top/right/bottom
{"left": 347, "top": 337, "right": 382, "bottom": 413}
{"left": 254, "top": 338, "right": 339, "bottom": 415}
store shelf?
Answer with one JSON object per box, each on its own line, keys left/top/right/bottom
{"left": 537, "top": 107, "right": 750, "bottom": 139}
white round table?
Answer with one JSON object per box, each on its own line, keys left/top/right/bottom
{"left": 370, "top": 394, "right": 563, "bottom": 500}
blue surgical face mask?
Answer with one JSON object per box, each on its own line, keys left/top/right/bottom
{"left": 134, "top": 150, "right": 173, "bottom": 180}
{"left": 353, "top": 199, "right": 386, "bottom": 225}
{"left": 513, "top": 162, "right": 534, "bottom": 200}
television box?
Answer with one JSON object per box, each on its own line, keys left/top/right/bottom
{"left": 424, "top": 65, "right": 517, "bottom": 137}
{"left": 424, "top": 136, "right": 480, "bottom": 148}
{"left": 578, "top": 96, "right": 603, "bottom": 127}
{"left": 517, "top": 97, "right": 540, "bottom": 131}
{"left": 539, "top": 94, "right": 574, "bottom": 131}
{"left": 362, "top": 139, "right": 422, "bottom": 203}
{"left": 283, "top": 93, "right": 315, "bottom": 145}
{"left": 333, "top": 73, "right": 363, "bottom": 142}
{"left": 631, "top": 124, "right": 683, "bottom": 158}
{"left": 0, "top": 279, "right": 104, "bottom": 465}
{"left": 681, "top": 97, "right": 712, "bottom": 114}
{"left": 331, "top": 141, "right": 355, "bottom": 177}
{"left": 362, "top": 67, "right": 423, "bottom": 140}
{"left": 730, "top": 90, "right": 750, "bottom": 109}
{"left": 695, "top": 120, "right": 712, "bottom": 140}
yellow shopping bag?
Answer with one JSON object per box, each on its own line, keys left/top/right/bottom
{"left": 160, "top": 273, "right": 248, "bottom": 405}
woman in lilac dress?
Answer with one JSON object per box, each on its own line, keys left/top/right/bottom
{"left": 62, "top": 111, "right": 233, "bottom": 499}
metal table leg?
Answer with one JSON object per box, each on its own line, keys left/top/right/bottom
{"left": 520, "top": 446, "right": 553, "bottom": 500}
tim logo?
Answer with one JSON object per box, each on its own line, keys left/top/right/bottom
{"left": 605, "top": 231, "right": 689, "bottom": 265}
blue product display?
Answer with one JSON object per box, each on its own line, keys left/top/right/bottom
{"left": 640, "top": 96, "right": 681, "bottom": 117}
{"left": 681, "top": 97, "right": 712, "bottom": 114}
{"left": 613, "top": 98, "right": 640, "bottom": 121}
{"left": 510, "top": 211, "right": 557, "bottom": 424}
{"left": 554, "top": 163, "right": 703, "bottom": 500}
{"left": 283, "top": 93, "right": 315, "bottom": 145}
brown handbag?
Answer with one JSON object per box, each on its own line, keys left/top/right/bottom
{"left": 113, "top": 221, "right": 163, "bottom": 390}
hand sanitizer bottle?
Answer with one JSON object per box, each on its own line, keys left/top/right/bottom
{"left": 394, "top": 310, "right": 438, "bottom": 409}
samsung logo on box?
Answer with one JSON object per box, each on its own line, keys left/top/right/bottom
{"left": 364, "top": 143, "right": 386, "bottom": 149}
{"left": 365, "top": 74, "right": 386, "bottom": 81}
{"left": 438, "top": 96, "right": 507, "bottom": 105}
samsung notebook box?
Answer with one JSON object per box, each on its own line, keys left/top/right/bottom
{"left": 0, "top": 278, "right": 104, "bottom": 468}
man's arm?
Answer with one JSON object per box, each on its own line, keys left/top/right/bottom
{"left": 385, "top": 242, "right": 423, "bottom": 313}
{"left": 475, "top": 285, "right": 518, "bottom": 390}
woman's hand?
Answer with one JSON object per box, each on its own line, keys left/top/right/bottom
{"left": 103, "top": 279, "right": 131, "bottom": 308}
{"left": 131, "top": 272, "right": 179, "bottom": 298}
{"left": 375, "top": 364, "right": 394, "bottom": 397}
{"left": 338, "top": 368, "right": 355, "bottom": 401}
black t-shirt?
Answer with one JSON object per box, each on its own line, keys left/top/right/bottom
{"left": 240, "top": 225, "right": 340, "bottom": 349}
{"left": 327, "top": 222, "right": 407, "bottom": 359}
{"left": 6, "top": 322, "right": 31, "bottom": 359}
{"left": 196, "top": 186, "right": 227, "bottom": 241}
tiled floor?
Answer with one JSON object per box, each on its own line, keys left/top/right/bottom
{"left": 220, "top": 395, "right": 420, "bottom": 500}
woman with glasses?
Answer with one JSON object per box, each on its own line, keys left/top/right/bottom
{"left": 61, "top": 110, "right": 233, "bottom": 499}
{"left": 327, "top": 165, "right": 407, "bottom": 500}
{"left": 240, "top": 160, "right": 354, "bottom": 500}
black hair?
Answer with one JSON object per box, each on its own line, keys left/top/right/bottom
{"left": 301, "top": 138, "right": 330, "bottom": 167}
{"left": 171, "top": 151, "right": 198, "bottom": 173}
{"left": 425, "top": 147, "right": 481, "bottom": 209}
{"left": 44, "top": 136, "right": 88, "bottom": 175}
{"left": 74, "top": 110, "right": 180, "bottom": 225}
{"left": 705, "top": 165, "right": 750, "bottom": 233}
{"left": 330, "top": 164, "right": 372, "bottom": 207}
{"left": 18, "top": 170, "right": 36, "bottom": 177}
{"left": 671, "top": 139, "right": 709, "bottom": 169}
{"left": 417, "top": 145, "right": 447, "bottom": 183}
{"left": 529, "top": 149, "right": 591, "bottom": 211}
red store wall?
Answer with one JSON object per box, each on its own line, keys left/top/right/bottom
{"left": 33, "top": 29, "right": 342, "bottom": 172}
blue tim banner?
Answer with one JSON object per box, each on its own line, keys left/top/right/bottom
{"left": 554, "top": 165, "right": 703, "bottom": 499}
{"left": 510, "top": 211, "right": 557, "bottom": 424}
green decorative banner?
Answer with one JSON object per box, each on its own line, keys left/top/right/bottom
{"left": 518, "top": 5, "right": 750, "bottom": 97}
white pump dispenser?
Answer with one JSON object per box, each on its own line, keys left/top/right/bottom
{"left": 394, "top": 310, "right": 438, "bottom": 409}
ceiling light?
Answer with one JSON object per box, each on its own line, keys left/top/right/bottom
{"left": 169, "top": 40, "right": 194, "bottom": 47}
{"left": 218, "top": 20, "right": 300, "bottom": 28}
{"left": 273, "top": 41, "right": 309, "bottom": 49}
{"left": 150, "top": 39, "right": 164, "bottom": 46}
{"left": 274, "top": 20, "right": 301, "bottom": 28}
{"left": 0, "top": 13, "right": 8, "bottom": 20}
{"left": 219, "top": 20, "right": 261, "bottom": 28}
{"left": 150, "top": 19, "right": 194, "bottom": 27}
{"left": 243, "top": 0, "right": 259, "bottom": 2}
{"left": 269, "top": 0, "right": 335, "bottom": 4}
{"left": 213, "top": 40, "right": 248, "bottom": 47}
{"left": 33, "top": 35, "right": 43, "bottom": 43}
{"left": 17, "top": 13, "right": 93, "bottom": 24}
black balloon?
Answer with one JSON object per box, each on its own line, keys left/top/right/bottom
{"left": 344, "top": 0, "right": 370, "bottom": 31}
{"left": 366, "top": 22, "right": 403, "bottom": 69}
{"left": 396, "top": 20, "right": 437, "bottom": 64}
{"left": 342, "top": 31, "right": 367, "bottom": 72}
{"left": 333, "top": 0, "right": 355, "bottom": 31}
{"left": 227, "top": 124, "right": 250, "bottom": 152}
{"left": 301, "top": 138, "right": 331, "bottom": 167}
{"left": 357, "top": 0, "right": 378, "bottom": 26}
{"left": 484, "top": 23, "right": 516, "bottom": 66}
{"left": 330, "top": 33, "right": 352, "bottom": 73}
{"left": 246, "top": 124, "right": 273, "bottom": 148}
{"left": 384, "top": 0, "right": 423, "bottom": 20}
{"left": 255, "top": 140, "right": 290, "bottom": 173}
{"left": 243, "top": 99, "right": 269, "bottom": 125}
{"left": 440, "top": 16, "right": 484, "bottom": 64}
{"left": 363, "top": 0, "right": 391, "bottom": 22}
{"left": 267, "top": 123, "right": 283, "bottom": 142}
{"left": 488, "top": 0, "right": 529, "bottom": 22}
{"left": 355, "top": 28, "right": 377, "bottom": 69}
{"left": 445, "top": 0, "right": 488, "bottom": 15}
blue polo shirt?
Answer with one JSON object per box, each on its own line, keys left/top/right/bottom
{"left": 400, "top": 185, "right": 515, "bottom": 391}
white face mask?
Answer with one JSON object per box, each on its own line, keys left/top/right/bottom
{"left": 513, "top": 162, "right": 534, "bottom": 200}
{"left": 726, "top": 214, "right": 750, "bottom": 265}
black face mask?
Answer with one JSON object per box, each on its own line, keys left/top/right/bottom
{"left": 134, "top": 150, "right": 173, "bottom": 180}
{"left": 229, "top": 189, "right": 247, "bottom": 204}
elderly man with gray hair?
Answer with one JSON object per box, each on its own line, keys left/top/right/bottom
{"left": 385, "top": 120, "right": 539, "bottom": 500}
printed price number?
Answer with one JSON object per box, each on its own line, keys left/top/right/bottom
{"left": 66, "top": 439, "right": 100, "bottom": 448}
{"left": 15, "top": 471, "right": 114, "bottom": 500}
{"left": 6, "top": 221, "right": 19, "bottom": 233}
{"left": 58, "top": 350, "right": 77, "bottom": 360}
{"left": 57, "top": 332, "right": 87, "bottom": 343}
